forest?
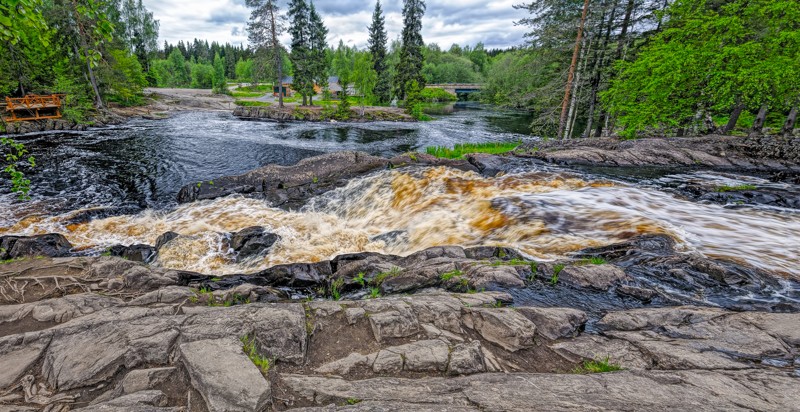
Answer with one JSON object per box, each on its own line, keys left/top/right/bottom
{"left": 2, "top": 0, "right": 798, "bottom": 137}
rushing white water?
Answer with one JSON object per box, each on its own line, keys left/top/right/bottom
{"left": 3, "top": 166, "right": 799, "bottom": 277}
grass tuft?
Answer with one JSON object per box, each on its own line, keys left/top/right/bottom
{"left": 572, "top": 356, "right": 622, "bottom": 374}
{"left": 235, "top": 100, "right": 272, "bottom": 107}
{"left": 425, "top": 142, "right": 520, "bottom": 159}
{"left": 240, "top": 335, "right": 271, "bottom": 374}
{"left": 715, "top": 184, "right": 757, "bottom": 192}
{"left": 580, "top": 257, "right": 607, "bottom": 265}
{"left": 440, "top": 269, "right": 463, "bottom": 281}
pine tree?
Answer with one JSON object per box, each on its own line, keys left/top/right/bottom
{"left": 246, "top": 0, "right": 286, "bottom": 106}
{"left": 394, "top": 0, "right": 426, "bottom": 101}
{"left": 368, "top": 0, "right": 391, "bottom": 104}
{"left": 308, "top": 2, "right": 329, "bottom": 105}
{"left": 288, "top": 0, "right": 313, "bottom": 105}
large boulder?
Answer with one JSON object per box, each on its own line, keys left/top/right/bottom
{"left": 1, "top": 234, "right": 72, "bottom": 259}
{"left": 108, "top": 244, "right": 156, "bottom": 263}
{"left": 230, "top": 226, "right": 280, "bottom": 261}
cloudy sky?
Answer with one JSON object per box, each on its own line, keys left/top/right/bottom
{"left": 141, "top": 0, "right": 530, "bottom": 50}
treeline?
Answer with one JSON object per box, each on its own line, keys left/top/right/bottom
{"left": 482, "top": 0, "right": 800, "bottom": 138}
{"left": 1, "top": 0, "right": 159, "bottom": 121}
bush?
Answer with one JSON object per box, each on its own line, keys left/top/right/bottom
{"left": 420, "top": 87, "right": 457, "bottom": 102}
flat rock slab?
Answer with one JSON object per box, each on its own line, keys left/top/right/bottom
{"left": 282, "top": 369, "right": 800, "bottom": 411}
{"left": 179, "top": 338, "right": 271, "bottom": 412}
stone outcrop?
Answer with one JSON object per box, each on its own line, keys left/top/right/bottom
{"left": 175, "top": 151, "right": 478, "bottom": 207}
{"left": 519, "top": 134, "right": 800, "bottom": 171}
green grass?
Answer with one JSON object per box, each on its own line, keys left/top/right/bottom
{"left": 369, "top": 287, "right": 381, "bottom": 299}
{"left": 551, "top": 263, "right": 566, "bottom": 285}
{"left": 240, "top": 335, "right": 271, "bottom": 373}
{"left": 237, "top": 84, "right": 272, "bottom": 92}
{"left": 371, "top": 266, "right": 402, "bottom": 286}
{"left": 580, "top": 257, "right": 607, "bottom": 265}
{"left": 716, "top": 184, "right": 757, "bottom": 192}
{"left": 0, "top": 257, "right": 25, "bottom": 265}
{"left": 426, "top": 142, "right": 520, "bottom": 159}
{"left": 572, "top": 357, "right": 622, "bottom": 374}
{"left": 329, "top": 278, "right": 345, "bottom": 301}
{"left": 231, "top": 90, "right": 265, "bottom": 98}
{"left": 234, "top": 100, "right": 272, "bottom": 107}
{"left": 440, "top": 269, "right": 463, "bottom": 281}
{"left": 354, "top": 272, "right": 366, "bottom": 287}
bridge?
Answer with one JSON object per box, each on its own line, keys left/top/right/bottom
{"left": 426, "top": 83, "right": 483, "bottom": 96}
{"left": 3, "top": 94, "right": 65, "bottom": 122}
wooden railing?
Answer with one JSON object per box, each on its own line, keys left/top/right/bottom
{"left": 3, "top": 94, "right": 65, "bottom": 122}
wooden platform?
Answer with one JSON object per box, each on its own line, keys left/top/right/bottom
{"left": 3, "top": 94, "right": 65, "bottom": 122}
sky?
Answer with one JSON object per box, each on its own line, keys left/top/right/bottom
{"left": 141, "top": 0, "right": 530, "bottom": 50}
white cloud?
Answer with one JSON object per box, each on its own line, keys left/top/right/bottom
{"left": 142, "top": 0, "right": 529, "bottom": 49}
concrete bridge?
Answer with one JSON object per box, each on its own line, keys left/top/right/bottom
{"left": 426, "top": 83, "right": 483, "bottom": 96}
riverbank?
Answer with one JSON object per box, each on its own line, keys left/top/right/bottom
{"left": 1, "top": 147, "right": 799, "bottom": 410}
{"left": 1, "top": 88, "right": 235, "bottom": 135}
{"left": 233, "top": 104, "right": 414, "bottom": 122}
{"left": 518, "top": 134, "right": 800, "bottom": 172}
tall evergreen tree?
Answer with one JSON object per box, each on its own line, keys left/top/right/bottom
{"left": 288, "top": 0, "right": 313, "bottom": 105}
{"left": 394, "top": 0, "right": 426, "bottom": 100}
{"left": 246, "top": 0, "right": 286, "bottom": 106}
{"left": 308, "top": 2, "right": 328, "bottom": 105}
{"left": 368, "top": 0, "right": 391, "bottom": 103}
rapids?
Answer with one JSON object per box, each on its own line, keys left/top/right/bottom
{"left": 2, "top": 106, "right": 799, "bottom": 278}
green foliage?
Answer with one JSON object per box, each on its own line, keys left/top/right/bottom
{"left": 104, "top": 49, "right": 147, "bottom": 106}
{"left": 440, "top": 269, "right": 463, "bottom": 281}
{"left": 580, "top": 257, "right": 607, "bottom": 265}
{"left": 369, "top": 287, "right": 381, "bottom": 299}
{"left": 420, "top": 88, "right": 457, "bottom": 102}
{"left": 0, "top": 0, "right": 48, "bottom": 46}
{"left": 354, "top": 272, "right": 367, "bottom": 287}
{"left": 552, "top": 263, "right": 565, "bottom": 285}
{"left": 235, "top": 58, "right": 253, "bottom": 83}
{"left": 394, "top": 0, "right": 426, "bottom": 100}
{"left": 1, "top": 137, "right": 36, "bottom": 200}
{"left": 425, "top": 142, "right": 520, "bottom": 159}
{"left": 231, "top": 90, "right": 264, "bottom": 98}
{"left": 212, "top": 52, "right": 228, "bottom": 94}
{"left": 353, "top": 52, "right": 378, "bottom": 111}
{"left": 329, "top": 278, "right": 345, "bottom": 301}
{"left": 716, "top": 184, "right": 757, "bottom": 192}
{"left": 572, "top": 357, "right": 622, "bottom": 374}
{"left": 371, "top": 266, "right": 401, "bottom": 286}
{"left": 492, "top": 258, "right": 538, "bottom": 274}
{"left": 234, "top": 100, "right": 271, "bottom": 107}
{"left": 368, "top": 0, "right": 391, "bottom": 104}
{"left": 240, "top": 335, "right": 272, "bottom": 373}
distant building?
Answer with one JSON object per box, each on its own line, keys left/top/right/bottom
{"left": 274, "top": 76, "right": 355, "bottom": 99}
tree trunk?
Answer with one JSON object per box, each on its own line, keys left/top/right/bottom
{"left": 583, "top": 0, "right": 617, "bottom": 138}
{"left": 566, "top": 32, "right": 592, "bottom": 139}
{"left": 783, "top": 106, "right": 797, "bottom": 136}
{"left": 270, "top": 8, "right": 284, "bottom": 108}
{"left": 596, "top": 0, "right": 635, "bottom": 137}
{"left": 558, "top": 0, "right": 591, "bottom": 139}
{"left": 721, "top": 103, "right": 744, "bottom": 134}
{"left": 751, "top": 104, "right": 768, "bottom": 135}
{"left": 74, "top": 44, "right": 104, "bottom": 109}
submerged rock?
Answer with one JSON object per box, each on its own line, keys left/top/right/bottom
{"left": 108, "top": 244, "right": 156, "bottom": 263}
{"left": 230, "top": 226, "right": 280, "bottom": 261}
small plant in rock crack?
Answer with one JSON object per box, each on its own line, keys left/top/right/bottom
{"left": 551, "top": 263, "right": 566, "bottom": 285}
{"left": 354, "top": 272, "right": 367, "bottom": 287}
{"left": 371, "top": 266, "right": 402, "bottom": 286}
{"left": 329, "top": 278, "right": 345, "bottom": 301}
{"left": 312, "top": 176, "right": 319, "bottom": 183}
{"left": 572, "top": 356, "right": 622, "bottom": 374}
{"left": 440, "top": 269, "right": 463, "bottom": 281}
{"left": 240, "top": 335, "right": 271, "bottom": 373}
{"left": 580, "top": 257, "right": 607, "bottom": 265}
{"left": 369, "top": 287, "right": 381, "bottom": 299}
{"left": 346, "top": 398, "right": 362, "bottom": 405}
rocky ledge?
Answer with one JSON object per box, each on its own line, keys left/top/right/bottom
{"left": 175, "top": 151, "right": 485, "bottom": 207}
{"left": 0, "top": 232, "right": 798, "bottom": 411}
{"left": 233, "top": 106, "right": 414, "bottom": 123}
{"left": 518, "top": 134, "right": 800, "bottom": 172}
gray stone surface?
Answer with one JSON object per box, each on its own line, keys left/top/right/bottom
{"left": 463, "top": 308, "right": 536, "bottom": 352}
{"left": 558, "top": 264, "right": 629, "bottom": 290}
{"left": 516, "top": 307, "right": 588, "bottom": 340}
{"left": 179, "top": 338, "right": 271, "bottom": 412}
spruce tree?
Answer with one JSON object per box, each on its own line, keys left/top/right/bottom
{"left": 245, "top": 0, "right": 286, "bottom": 106}
{"left": 308, "top": 2, "right": 329, "bottom": 105}
{"left": 394, "top": 0, "right": 426, "bottom": 101}
{"left": 288, "top": 0, "right": 313, "bottom": 105}
{"left": 368, "top": 0, "right": 391, "bottom": 104}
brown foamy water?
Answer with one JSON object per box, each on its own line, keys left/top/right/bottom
{"left": 3, "top": 167, "right": 799, "bottom": 277}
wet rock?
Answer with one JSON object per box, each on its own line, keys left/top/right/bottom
{"left": 1, "top": 234, "right": 72, "bottom": 259}
{"left": 108, "top": 244, "right": 156, "bottom": 263}
{"left": 520, "top": 134, "right": 800, "bottom": 172}
{"left": 515, "top": 307, "right": 587, "bottom": 340}
{"left": 179, "top": 338, "right": 271, "bottom": 412}
{"left": 230, "top": 226, "right": 280, "bottom": 261}
{"left": 557, "top": 264, "right": 629, "bottom": 290}
{"left": 154, "top": 231, "right": 179, "bottom": 251}
{"left": 466, "top": 153, "right": 511, "bottom": 177}
{"left": 369, "top": 230, "right": 409, "bottom": 247}
{"left": 253, "top": 261, "right": 333, "bottom": 287}
{"left": 463, "top": 308, "right": 536, "bottom": 352}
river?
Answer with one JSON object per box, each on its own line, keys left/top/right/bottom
{"left": 2, "top": 105, "right": 799, "bottom": 279}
